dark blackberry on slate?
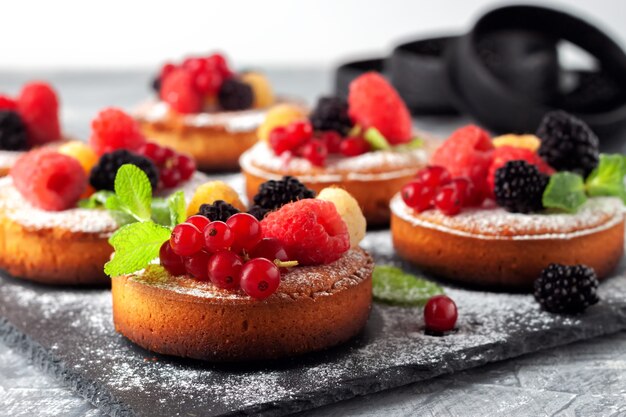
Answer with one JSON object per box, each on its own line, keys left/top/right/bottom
{"left": 534, "top": 263, "right": 600, "bottom": 314}
{"left": 309, "top": 96, "right": 353, "bottom": 136}
{"left": 89, "top": 150, "right": 159, "bottom": 191}
{"left": 494, "top": 160, "right": 549, "bottom": 213}
{"left": 253, "top": 176, "right": 315, "bottom": 211}
{"left": 198, "top": 200, "right": 240, "bottom": 222}
{"left": 536, "top": 110, "right": 599, "bottom": 177}
{"left": 218, "top": 78, "right": 254, "bottom": 111}
{"left": 0, "top": 110, "right": 28, "bottom": 151}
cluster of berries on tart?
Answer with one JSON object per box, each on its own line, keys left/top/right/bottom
{"left": 257, "top": 72, "right": 416, "bottom": 167}
{"left": 401, "top": 110, "right": 599, "bottom": 216}
{"left": 158, "top": 177, "right": 366, "bottom": 300}
{"left": 10, "top": 108, "right": 196, "bottom": 211}
{"left": 152, "top": 52, "right": 274, "bottom": 114}
{"left": 0, "top": 82, "right": 61, "bottom": 151}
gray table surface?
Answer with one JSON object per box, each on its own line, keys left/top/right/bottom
{"left": 0, "top": 69, "right": 625, "bottom": 417}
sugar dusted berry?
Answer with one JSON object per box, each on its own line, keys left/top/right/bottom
{"left": 204, "top": 221, "right": 234, "bottom": 252}
{"left": 208, "top": 250, "right": 243, "bottom": 289}
{"left": 159, "top": 241, "right": 186, "bottom": 276}
{"left": 89, "top": 108, "right": 146, "bottom": 156}
{"left": 160, "top": 68, "right": 202, "bottom": 114}
{"left": 170, "top": 223, "right": 204, "bottom": 256}
{"left": 240, "top": 258, "right": 281, "bottom": 300}
{"left": 494, "top": 160, "right": 549, "bottom": 214}
{"left": 17, "top": 82, "right": 61, "bottom": 146}
{"left": 424, "top": 295, "right": 458, "bottom": 334}
{"left": 487, "top": 145, "right": 553, "bottom": 193}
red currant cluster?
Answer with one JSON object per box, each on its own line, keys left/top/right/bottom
{"left": 160, "top": 53, "right": 232, "bottom": 97}
{"left": 160, "top": 213, "right": 293, "bottom": 300}
{"left": 401, "top": 166, "right": 481, "bottom": 216}
{"left": 138, "top": 142, "right": 195, "bottom": 188}
{"left": 269, "top": 121, "right": 372, "bottom": 167}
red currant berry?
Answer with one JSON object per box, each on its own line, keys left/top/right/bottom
{"left": 416, "top": 166, "right": 451, "bottom": 188}
{"left": 161, "top": 167, "right": 181, "bottom": 188}
{"left": 182, "top": 57, "right": 206, "bottom": 74}
{"left": 226, "top": 213, "right": 262, "bottom": 253}
{"left": 286, "top": 120, "right": 313, "bottom": 144}
{"left": 160, "top": 63, "right": 177, "bottom": 81}
{"left": 401, "top": 181, "right": 436, "bottom": 212}
{"left": 447, "top": 177, "right": 474, "bottom": 207}
{"left": 204, "top": 221, "right": 234, "bottom": 252}
{"left": 183, "top": 251, "right": 211, "bottom": 281}
{"left": 434, "top": 185, "right": 463, "bottom": 216}
{"left": 340, "top": 136, "right": 371, "bottom": 157}
{"left": 170, "top": 223, "right": 203, "bottom": 256}
{"left": 208, "top": 250, "right": 243, "bottom": 289}
{"left": 269, "top": 126, "right": 292, "bottom": 155}
{"left": 424, "top": 295, "right": 458, "bottom": 333}
{"left": 140, "top": 142, "right": 168, "bottom": 165}
{"left": 206, "top": 53, "right": 231, "bottom": 78}
{"left": 300, "top": 139, "right": 328, "bottom": 166}
{"left": 186, "top": 215, "right": 210, "bottom": 231}
{"left": 159, "top": 241, "right": 186, "bottom": 276}
{"left": 319, "top": 131, "right": 342, "bottom": 154}
{"left": 240, "top": 258, "right": 281, "bottom": 300}
{"left": 249, "top": 238, "right": 289, "bottom": 262}
{"left": 161, "top": 147, "right": 175, "bottom": 162}
{"left": 176, "top": 154, "right": 195, "bottom": 180}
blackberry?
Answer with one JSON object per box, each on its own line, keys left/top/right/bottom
{"left": 247, "top": 205, "right": 269, "bottom": 221}
{"left": 253, "top": 176, "right": 315, "bottom": 211}
{"left": 534, "top": 264, "right": 599, "bottom": 314}
{"left": 536, "top": 110, "right": 599, "bottom": 177}
{"left": 89, "top": 150, "right": 159, "bottom": 192}
{"left": 218, "top": 78, "right": 253, "bottom": 111}
{"left": 151, "top": 75, "right": 161, "bottom": 94}
{"left": 494, "top": 160, "right": 549, "bottom": 213}
{"left": 198, "top": 200, "right": 240, "bottom": 222}
{"left": 0, "top": 110, "right": 28, "bottom": 151}
{"left": 309, "top": 96, "right": 352, "bottom": 136}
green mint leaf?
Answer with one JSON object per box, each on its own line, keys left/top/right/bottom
{"left": 114, "top": 164, "right": 152, "bottom": 222}
{"left": 150, "top": 198, "right": 171, "bottom": 226}
{"left": 104, "top": 222, "right": 172, "bottom": 277}
{"left": 393, "top": 136, "right": 424, "bottom": 152}
{"left": 167, "top": 191, "right": 186, "bottom": 227}
{"left": 372, "top": 265, "right": 444, "bottom": 306}
{"left": 363, "top": 127, "right": 391, "bottom": 151}
{"left": 542, "top": 172, "right": 587, "bottom": 213}
{"left": 104, "top": 195, "right": 136, "bottom": 226}
{"left": 77, "top": 190, "right": 114, "bottom": 209}
{"left": 585, "top": 154, "right": 626, "bottom": 201}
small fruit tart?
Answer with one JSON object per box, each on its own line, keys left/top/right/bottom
{"left": 391, "top": 112, "right": 625, "bottom": 289}
{"left": 109, "top": 179, "right": 373, "bottom": 361}
{"left": 0, "top": 82, "right": 65, "bottom": 176}
{"left": 135, "top": 52, "right": 303, "bottom": 172}
{"left": 0, "top": 108, "right": 207, "bottom": 285}
{"left": 240, "top": 72, "right": 434, "bottom": 226}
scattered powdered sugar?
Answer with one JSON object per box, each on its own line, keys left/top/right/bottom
{"left": 390, "top": 194, "right": 625, "bottom": 240}
{"left": 0, "top": 150, "right": 24, "bottom": 170}
{"left": 240, "top": 142, "right": 427, "bottom": 183}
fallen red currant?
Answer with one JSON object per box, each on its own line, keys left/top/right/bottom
{"left": 424, "top": 295, "right": 458, "bottom": 333}
{"left": 204, "top": 221, "right": 234, "bottom": 252}
{"left": 401, "top": 180, "right": 436, "bottom": 212}
{"left": 170, "top": 223, "right": 203, "bottom": 256}
{"left": 159, "top": 241, "right": 186, "bottom": 276}
{"left": 208, "top": 250, "right": 243, "bottom": 289}
{"left": 416, "top": 166, "right": 451, "bottom": 188}
{"left": 226, "top": 213, "right": 262, "bottom": 253}
{"left": 240, "top": 258, "right": 281, "bottom": 300}
{"left": 183, "top": 251, "right": 211, "bottom": 281}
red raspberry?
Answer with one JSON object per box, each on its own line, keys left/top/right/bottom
{"left": 17, "top": 82, "right": 61, "bottom": 146}
{"left": 261, "top": 199, "right": 349, "bottom": 266}
{"left": 0, "top": 95, "right": 17, "bottom": 110}
{"left": 160, "top": 68, "right": 202, "bottom": 114}
{"left": 11, "top": 149, "right": 86, "bottom": 211}
{"left": 487, "top": 146, "right": 554, "bottom": 194}
{"left": 347, "top": 72, "right": 412, "bottom": 144}
{"left": 430, "top": 125, "right": 494, "bottom": 202}
{"left": 89, "top": 108, "right": 147, "bottom": 156}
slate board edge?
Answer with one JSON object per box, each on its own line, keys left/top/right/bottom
{"left": 2, "top": 299, "right": 626, "bottom": 417}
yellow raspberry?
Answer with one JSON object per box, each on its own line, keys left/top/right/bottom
{"left": 257, "top": 104, "right": 307, "bottom": 142}
{"left": 317, "top": 187, "right": 366, "bottom": 248}
{"left": 241, "top": 72, "right": 275, "bottom": 109}
{"left": 58, "top": 141, "right": 99, "bottom": 174}
{"left": 492, "top": 134, "right": 541, "bottom": 152}
{"left": 186, "top": 181, "right": 246, "bottom": 217}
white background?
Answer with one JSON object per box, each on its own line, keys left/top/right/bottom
{"left": 2, "top": 0, "right": 625, "bottom": 70}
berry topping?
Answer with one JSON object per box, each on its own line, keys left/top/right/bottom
{"left": 494, "top": 160, "right": 549, "bottom": 213}
{"left": 253, "top": 176, "right": 315, "bottom": 212}
{"left": 226, "top": 213, "right": 262, "bottom": 253}
{"left": 11, "top": 149, "right": 87, "bottom": 211}
{"left": 198, "top": 200, "right": 241, "bottom": 223}
{"left": 186, "top": 180, "right": 246, "bottom": 217}
{"left": 17, "top": 82, "right": 61, "bottom": 146}
{"left": 58, "top": 141, "right": 99, "bottom": 175}
{"left": 309, "top": 96, "right": 353, "bottom": 136}
{"left": 534, "top": 264, "right": 599, "bottom": 314}
{"left": 185, "top": 214, "right": 210, "bottom": 231}
{"left": 415, "top": 165, "right": 451, "bottom": 189}
{"left": 319, "top": 131, "right": 343, "bottom": 154}
{"left": 261, "top": 199, "right": 349, "bottom": 265}
{"left": 249, "top": 238, "right": 290, "bottom": 262}
{"left": 170, "top": 223, "right": 204, "bottom": 257}
{"left": 269, "top": 120, "right": 313, "bottom": 155}
{"left": 257, "top": 104, "right": 307, "bottom": 142}
{"left": 401, "top": 180, "right": 436, "bottom": 212}
{"left": 203, "top": 221, "right": 235, "bottom": 252}
{"left": 434, "top": 184, "right": 463, "bottom": 216}
{"left": 89, "top": 108, "right": 146, "bottom": 156}
{"left": 300, "top": 138, "right": 328, "bottom": 166}
{"left": 137, "top": 142, "right": 195, "bottom": 189}
{"left": 241, "top": 72, "right": 274, "bottom": 108}
{"left": 537, "top": 111, "right": 600, "bottom": 177}
{"left": 160, "top": 68, "right": 202, "bottom": 114}
{"left": 218, "top": 78, "right": 254, "bottom": 111}
{"left": 89, "top": 149, "right": 159, "bottom": 192}
{"left": 183, "top": 251, "right": 211, "bottom": 281}
{"left": 0, "top": 110, "right": 28, "bottom": 151}
{"left": 340, "top": 136, "right": 371, "bottom": 157}
{"left": 159, "top": 241, "right": 186, "bottom": 276}
{"left": 247, "top": 205, "right": 270, "bottom": 221}
{"left": 317, "top": 187, "right": 367, "bottom": 248}
{"left": 208, "top": 250, "right": 243, "bottom": 289}
{"left": 0, "top": 95, "right": 17, "bottom": 110}
{"left": 492, "top": 134, "right": 541, "bottom": 151}
{"left": 240, "top": 258, "right": 281, "bottom": 300}
{"left": 424, "top": 295, "right": 458, "bottom": 334}
{"left": 487, "top": 145, "right": 553, "bottom": 193}
{"left": 347, "top": 72, "right": 412, "bottom": 144}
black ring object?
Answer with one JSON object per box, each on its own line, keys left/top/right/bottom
{"left": 335, "top": 58, "right": 385, "bottom": 99}
{"left": 447, "top": 5, "right": 626, "bottom": 147}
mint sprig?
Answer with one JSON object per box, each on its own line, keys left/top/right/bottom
{"left": 114, "top": 164, "right": 152, "bottom": 222}
{"left": 543, "top": 172, "right": 587, "bottom": 213}
{"left": 372, "top": 265, "right": 444, "bottom": 306}
{"left": 585, "top": 154, "right": 626, "bottom": 202}
{"left": 168, "top": 191, "right": 186, "bottom": 227}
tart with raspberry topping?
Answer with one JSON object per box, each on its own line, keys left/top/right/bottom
{"left": 0, "top": 108, "right": 207, "bottom": 285}
{"left": 391, "top": 113, "right": 625, "bottom": 289}
{"left": 109, "top": 179, "right": 373, "bottom": 361}
{"left": 240, "top": 72, "right": 434, "bottom": 226}
{"left": 0, "top": 82, "right": 66, "bottom": 176}
{"left": 135, "top": 52, "right": 303, "bottom": 172}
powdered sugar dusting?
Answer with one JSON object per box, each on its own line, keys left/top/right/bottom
{"left": 0, "top": 150, "right": 23, "bottom": 171}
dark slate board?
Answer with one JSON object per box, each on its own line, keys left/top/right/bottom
{"left": 1, "top": 230, "right": 626, "bottom": 417}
